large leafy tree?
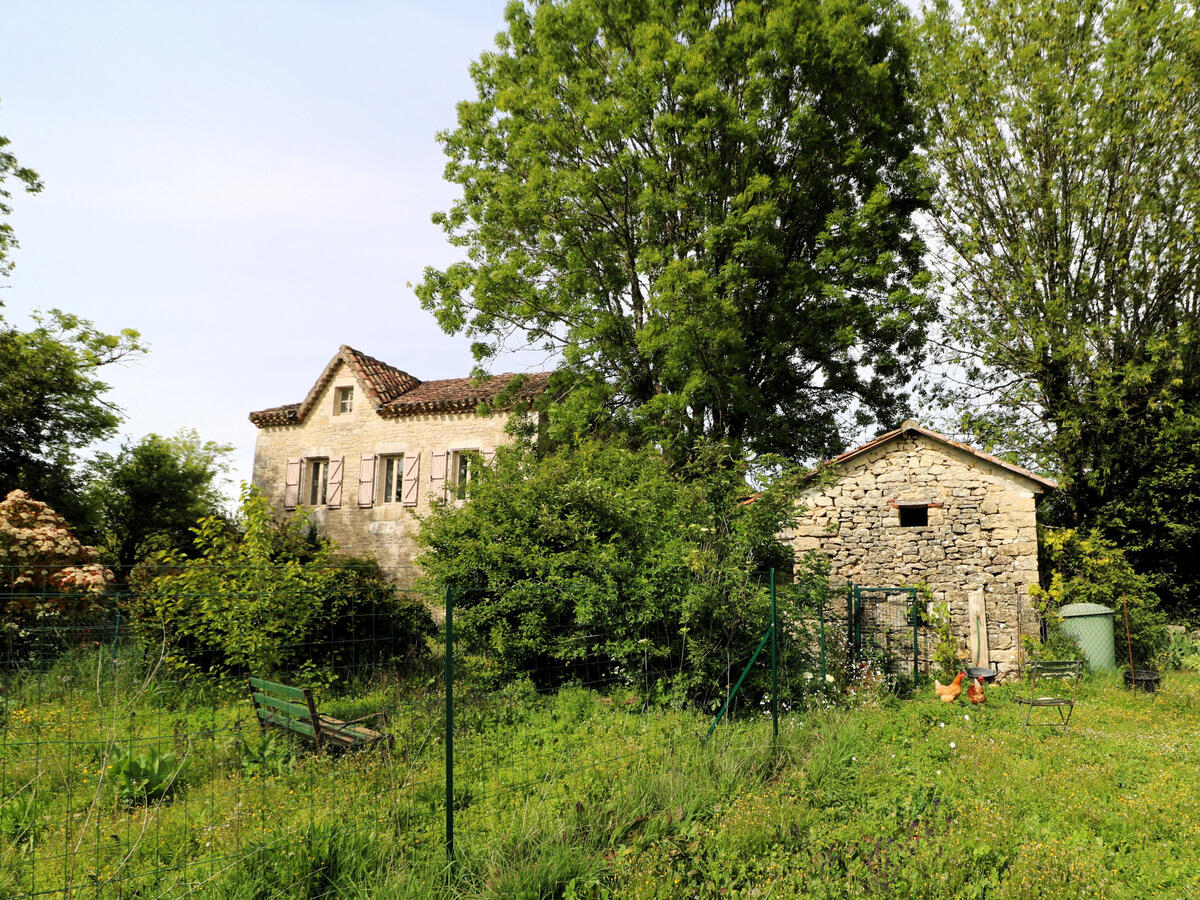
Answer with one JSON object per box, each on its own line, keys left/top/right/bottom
{"left": 0, "top": 117, "right": 144, "bottom": 525}
{"left": 85, "top": 429, "right": 233, "bottom": 570}
{"left": 419, "top": 0, "right": 933, "bottom": 464}
{"left": 0, "top": 309, "right": 144, "bottom": 525}
{"left": 919, "top": 0, "right": 1200, "bottom": 613}
{"left": 0, "top": 111, "right": 42, "bottom": 277}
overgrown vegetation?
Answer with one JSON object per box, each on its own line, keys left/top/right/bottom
{"left": 130, "top": 488, "right": 434, "bottom": 681}
{"left": 6, "top": 648, "right": 1200, "bottom": 898}
{"left": 418, "top": 441, "right": 818, "bottom": 706}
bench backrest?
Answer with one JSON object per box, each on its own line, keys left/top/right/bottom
{"left": 1028, "top": 660, "right": 1083, "bottom": 680}
{"left": 248, "top": 677, "right": 323, "bottom": 749}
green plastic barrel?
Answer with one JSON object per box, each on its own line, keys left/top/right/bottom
{"left": 1058, "top": 602, "right": 1116, "bottom": 670}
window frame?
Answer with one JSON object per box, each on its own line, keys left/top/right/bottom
{"left": 334, "top": 386, "right": 354, "bottom": 415}
{"left": 379, "top": 453, "right": 406, "bottom": 504}
{"left": 306, "top": 458, "right": 329, "bottom": 506}
{"left": 450, "top": 449, "right": 479, "bottom": 501}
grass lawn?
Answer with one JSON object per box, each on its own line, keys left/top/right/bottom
{"left": 3, "top": 663, "right": 1198, "bottom": 898}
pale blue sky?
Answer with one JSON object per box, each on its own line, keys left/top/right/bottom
{"left": 0, "top": 0, "right": 520, "bottom": 495}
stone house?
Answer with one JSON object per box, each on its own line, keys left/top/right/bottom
{"left": 249, "top": 345, "right": 549, "bottom": 576}
{"left": 787, "top": 420, "right": 1056, "bottom": 679}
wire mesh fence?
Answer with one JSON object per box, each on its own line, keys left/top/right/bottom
{"left": 1, "top": 563, "right": 941, "bottom": 897}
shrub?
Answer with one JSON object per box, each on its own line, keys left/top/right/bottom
{"left": 418, "top": 440, "right": 818, "bottom": 708}
{"left": 0, "top": 489, "right": 114, "bottom": 630}
{"left": 129, "top": 486, "right": 434, "bottom": 680}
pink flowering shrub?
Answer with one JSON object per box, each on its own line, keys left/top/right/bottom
{"left": 0, "top": 489, "right": 114, "bottom": 624}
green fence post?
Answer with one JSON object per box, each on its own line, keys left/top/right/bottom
{"left": 444, "top": 582, "right": 454, "bottom": 868}
{"left": 818, "top": 586, "right": 826, "bottom": 683}
{"left": 912, "top": 590, "right": 919, "bottom": 682}
{"left": 770, "top": 569, "right": 778, "bottom": 743}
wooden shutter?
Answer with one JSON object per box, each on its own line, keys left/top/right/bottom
{"left": 482, "top": 449, "right": 496, "bottom": 467}
{"left": 358, "top": 454, "right": 375, "bottom": 508}
{"left": 327, "top": 456, "right": 344, "bottom": 508}
{"left": 431, "top": 450, "right": 448, "bottom": 501}
{"left": 284, "top": 458, "right": 301, "bottom": 509}
{"left": 402, "top": 453, "right": 420, "bottom": 507}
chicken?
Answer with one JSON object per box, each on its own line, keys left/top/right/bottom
{"left": 967, "top": 676, "right": 987, "bottom": 705}
{"left": 934, "top": 672, "right": 966, "bottom": 703}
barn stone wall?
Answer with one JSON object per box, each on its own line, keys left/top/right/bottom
{"left": 785, "top": 433, "right": 1045, "bottom": 679}
{"left": 251, "top": 361, "right": 518, "bottom": 581}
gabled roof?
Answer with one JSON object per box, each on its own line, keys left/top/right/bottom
{"left": 248, "top": 345, "right": 551, "bottom": 427}
{"left": 819, "top": 419, "right": 1057, "bottom": 492}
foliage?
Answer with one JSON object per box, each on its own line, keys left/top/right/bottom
{"left": 107, "top": 745, "right": 185, "bottom": 805}
{"left": 84, "top": 429, "right": 233, "bottom": 570}
{"left": 418, "top": 440, "right": 808, "bottom": 705}
{"left": 419, "top": 0, "right": 933, "bottom": 465}
{"left": 130, "top": 487, "right": 434, "bottom": 679}
{"left": 1029, "top": 528, "right": 1167, "bottom": 668}
{"left": 12, "top": 661, "right": 1200, "bottom": 898}
{"left": 0, "top": 489, "right": 114, "bottom": 628}
{"left": 1092, "top": 412, "right": 1200, "bottom": 620}
{"left": 927, "top": 600, "right": 958, "bottom": 681}
{"left": 919, "top": 0, "right": 1200, "bottom": 569}
{"left": 0, "top": 308, "right": 145, "bottom": 525}
{"left": 1160, "top": 629, "right": 1200, "bottom": 673}
{"left": 0, "top": 790, "right": 40, "bottom": 847}
{"left": 0, "top": 110, "right": 42, "bottom": 278}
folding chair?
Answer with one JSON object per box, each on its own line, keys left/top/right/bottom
{"left": 1015, "top": 660, "right": 1083, "bottom": 729}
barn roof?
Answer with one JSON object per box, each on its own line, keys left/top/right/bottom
{"left": 821, "top": 419, "right": 1058, "bottom": 492}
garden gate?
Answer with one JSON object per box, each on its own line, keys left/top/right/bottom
{"left": 848, "top": 585, "right": 920, "bottom": 681}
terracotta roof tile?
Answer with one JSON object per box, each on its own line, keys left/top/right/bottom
{"left": 378, "top": 371, "right": 552, "bottom": 415}
{"left": 248, "top": 346, "right": 551, "bottom": 427}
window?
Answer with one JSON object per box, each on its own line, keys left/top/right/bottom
{"left": 898, "top": 505, "right": 928, "bottom": 527}
{"left": 308, "top": 458, "right": 329, "bottom": 506}
{"left": 451, "top": 450, "right": 477, "bottom": 500}
{"left": 335, "top": 386, "right": 353, "bottom": 415}
{"left": 380, "top": 454, "right": 404, "bottom": 504}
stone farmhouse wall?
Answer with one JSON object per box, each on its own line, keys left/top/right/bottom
{"left": 251, "top": 358, "right": 522, "bottom": 579}
{"left": 785, "top": 428, "right": 1050, "bottom": 679}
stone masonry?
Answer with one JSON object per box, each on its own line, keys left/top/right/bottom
{"left": 250, "top": 346, "right": 549, "bottom": 581}
{"left": 785, "top": 421, "right": 1055, "bottom": 679}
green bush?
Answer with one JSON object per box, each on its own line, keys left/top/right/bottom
{"left": 418, "top": 440, "right": 818, "bottom": 709}
{"left": 129, "top": 486, "right": 434, "bottom": 680}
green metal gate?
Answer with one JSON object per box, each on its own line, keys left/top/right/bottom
{"left": 848, "top": 585, "right": 920, "bottom": 681}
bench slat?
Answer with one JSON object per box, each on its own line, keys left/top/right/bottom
{"left": 257, "top": 709, "right": 317, "bottom": 739}
{"left": 249, "top": 677, "right": 308, "bottom": 701}
{"left": 253, "top": 692, "right": 311, "bottom": 720}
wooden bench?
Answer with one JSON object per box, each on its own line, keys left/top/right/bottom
{"left": 247, "top": 676, "right": 393, "bottom": 752}
{"left": 1015, "top": 660, "right": 1083, "bottom": 729}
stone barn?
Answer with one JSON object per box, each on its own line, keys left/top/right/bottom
{"left": 787, "top": 421, "right": 1055, "bottom": 679}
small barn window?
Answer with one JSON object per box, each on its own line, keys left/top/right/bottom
{"left": 898, "top": 505, "right": 928, "bottom": 527}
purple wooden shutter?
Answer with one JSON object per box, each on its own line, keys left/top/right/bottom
{"left": 327, "top": 456, "right": 344, "bottom": 508}
{"left": 358, "top": 454, "right": 375, "bottom": 507}
{"left": 482, "top": 449, "right": 496, "bottom": 467}
{"left": 284, "top": 458, "right": 301, "bottom": 509}
{"left": 431, "top": 450, "right": 448, "bottom": 501}
{"left": 402, "top": 453, "right": 420, "bottom": 507}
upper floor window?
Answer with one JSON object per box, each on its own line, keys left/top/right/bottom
{"left": 898, "top": 505, "right": 928, "bottom": 527}
{"left": 335, "top": 386, "right": 354, "bottom": 415}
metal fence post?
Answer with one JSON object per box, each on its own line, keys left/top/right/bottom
{"left": 444, "top": 581, "right": 454, "bottom": 868}
{"left": 770, "top": 569, "right": 778, "bottom": 743}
